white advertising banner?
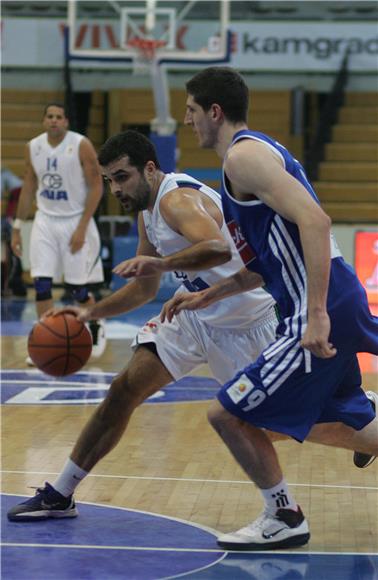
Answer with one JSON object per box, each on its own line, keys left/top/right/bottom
{"left": 2, "top": 18, "right": 377, "bottom": 72}
{"left": 232, "top": 22, "right": 378, "bottom": 72}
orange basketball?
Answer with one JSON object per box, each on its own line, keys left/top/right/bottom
{"left": 27, "top": 313, "right": 92, "bottom": 376}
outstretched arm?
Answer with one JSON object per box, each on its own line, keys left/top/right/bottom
{"left": 113, "top": 187, "right": 232, "bottom": 278}
{"left": 46, "top": 215, "right": 161, "bottom": 322}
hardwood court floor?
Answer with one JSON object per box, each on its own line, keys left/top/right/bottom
{"left": 2, "top": 315, "right": 378, "bottom": 555}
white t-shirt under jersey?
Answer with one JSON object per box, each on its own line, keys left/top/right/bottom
{"left": 29, "top": 130, "right": 88, "bottom": 217}
{"left": 142, "top": 173, "right": 275, "bottom": 330}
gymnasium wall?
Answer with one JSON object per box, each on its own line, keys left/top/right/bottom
{"left": 1, "top": 6, "right": 377, "bottom": 281}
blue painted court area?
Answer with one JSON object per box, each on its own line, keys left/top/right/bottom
{"left": 2, "top": 495, "right": 377, "bottom": 580}
{"left": 1, "top": 370, "right": 220, "bottom": 405}
{"left": 2, "top": 494, "right": 224, "bottom": 579}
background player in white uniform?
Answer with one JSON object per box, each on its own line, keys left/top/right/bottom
{"left": 11, "top": 103, "right": 106, "bottom": 359}
{"left": 7, "top": 130, "right": 278, "bottom": 522}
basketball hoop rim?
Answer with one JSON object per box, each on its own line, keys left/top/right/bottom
{"left": 127, "top": 37, "right": 167, "bottom": 60}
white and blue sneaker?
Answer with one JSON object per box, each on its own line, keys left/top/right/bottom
{"left": 217, "top": 506, "right": 310, "bottom": 551}
{"left": 353, "top": 391, "right": 377, "bottom": 468}
{"left": 7, "top": 482, "right": 78, "bottom": 522}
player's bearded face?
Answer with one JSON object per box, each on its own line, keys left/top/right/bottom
{"left": 126, "top": 175, "right": 151, "bottom": 212}
{"left": 103, "top": 159, "right": 152, "bottom": 212}
{"left": 114, "top": 174, "right": 151, "bottom": 213}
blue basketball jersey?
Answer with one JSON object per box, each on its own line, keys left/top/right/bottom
{"left": 221, "top": 129, "right": 378, "bottom": 355}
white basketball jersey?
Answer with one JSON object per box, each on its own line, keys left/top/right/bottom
{"left": 142, "top": 173, "right": 275, "bottom": 329}
{"left": 29, "top": 130, "right": 88, "bottom": 217}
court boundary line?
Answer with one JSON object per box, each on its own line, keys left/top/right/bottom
{"left": 3, "top": 494, "right": 378, "bottom": 560}
{"left": 2, "top": 469, "right": 377, "bottom": 491}
{"left": 2, "top": 542, "right": 378, "bottom": 557}
{"left": 1, "top": 542, "right": 224, "bottom": 553}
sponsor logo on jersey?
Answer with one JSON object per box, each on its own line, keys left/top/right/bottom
{"left": 174, "top": 271, "right": 188, "bottom": 281}
{"left": 142, "top": 321, "right": 159, "bottom": 333}
{"left": 227, "top": 220, "right": 256, "bottom": 265}
{"left": 42, "top": 173, "right": 63, "bottom": 189}
{"left": 40, "top": 190, "right": 69, "bottom": 200}
{"left": 226, "top": 373, "right": 255, "bottom": 404}
{"left": 40, "top": 172, "right": 68, "bottom": 200}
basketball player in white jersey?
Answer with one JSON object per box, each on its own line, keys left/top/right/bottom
{"left": 8, "top": 129, "right": 279, "bottom": 522}
{"left": 11, "top": 103, "right": 106, "bottom": 359}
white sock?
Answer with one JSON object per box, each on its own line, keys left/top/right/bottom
{"left": 260, "top": 478, "right": 297, "bottom": 514}
{"left": 52, "top": 458, "right": 88, "bottom": 497}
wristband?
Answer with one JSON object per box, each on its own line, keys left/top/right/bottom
{"left": 13, "top": 218, "right": 25, "bottom": 229}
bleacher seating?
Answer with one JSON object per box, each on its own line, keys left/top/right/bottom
{"left": 2, "top": 91, "right": 63, "bottom": 177}
{"left": 107, "top": 87, "right": 301, "bottom": 192}
{"left": 3, "top": 88, "right": 376, "bottom": 223}
{"left": 1, "top": 90, "right": 105, "bottom": 178}
{"left": 313, "top": 92, "right": 378, "bottom": 223}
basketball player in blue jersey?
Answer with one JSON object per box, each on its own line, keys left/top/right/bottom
{"left": 11, "top": 103, "right": 106, "bottom": 359}
{"left": 161, "top": 67, "right": 378, "bottom": 550}
{"left": 8, "top": 130, "right": 279, "bottom": 523}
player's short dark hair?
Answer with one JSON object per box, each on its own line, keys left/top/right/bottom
{"left": 186, "top": 66, "right": 249, "bottom": 123}
{"left": 98, "top": 130, "right": 161, "bottom": 171}
{"left": 43, "top": 103, "right": 68, "bottom": 118}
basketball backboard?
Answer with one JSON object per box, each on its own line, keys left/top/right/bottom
{"left": 67, "top": 0, "right": 231, "bottom": 67}
{"left": 66, "top": 1, "right": 231, "bottom": 160}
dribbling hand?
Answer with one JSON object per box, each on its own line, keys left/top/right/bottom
{"left": 43, "top": 306, "right": 92, "bottom": 323}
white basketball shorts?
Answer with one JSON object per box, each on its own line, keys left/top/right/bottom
{"left": 30, "top": 211, "right": 104, "bottom": 284}
{"left": 132, "top": 307, "right": 278, "bottom": 384}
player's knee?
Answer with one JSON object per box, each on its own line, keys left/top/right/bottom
{"left": 34, "top": 277, "right": 53, "bottom": 301}
{"left": 207, "top": 400, "right": 247, "bottom": 435}
{"left": 65, "top": 284, "right": 90, "bottom": 304}
{"left": 97, "top": 377, "right": 129, "bottom": 425}
{"left": 105, "top": 372, "right": 141, "bottom": 413}
{"left": 208, "top": 400, "right": 231, "bottom": 431}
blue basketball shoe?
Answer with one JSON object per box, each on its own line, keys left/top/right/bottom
{"left": 353, "top": 391, "right": 377, "bottom": 468}
{"left": 7, "top": 482, "right": 78, "bottom": 521}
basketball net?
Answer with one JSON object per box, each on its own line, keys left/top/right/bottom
{"left": 128, "top": 38, "right": 167, "bottom": 75}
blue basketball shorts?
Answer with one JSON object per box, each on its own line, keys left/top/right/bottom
{"left": 217, "top": 346, "right": 375, "bottom": 442}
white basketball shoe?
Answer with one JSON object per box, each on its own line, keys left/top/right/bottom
{"left": 25, "top": 355, "right": 35, "bottom": 367}
{"left": 217, "top": 506, "right": 310, "bottom": 551}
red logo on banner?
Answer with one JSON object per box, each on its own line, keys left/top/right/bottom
{"left": 355, "top": 231, "right": 378, "bottom": 374}
{"left": 59, "top": 23, "right": 189, "bottom": 50}
{"left": 355, "top": 231, "right": 378, "bottom": 305}
{"left": 227, "top": 220, "right": 256, "bottom": 265}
